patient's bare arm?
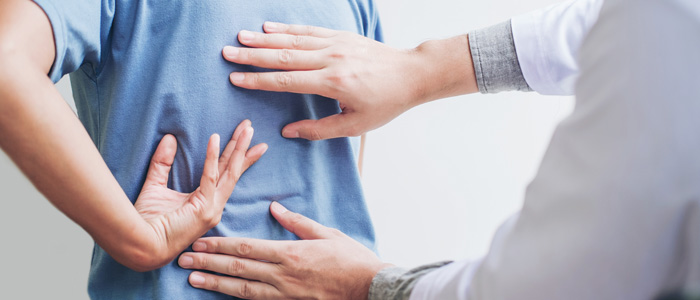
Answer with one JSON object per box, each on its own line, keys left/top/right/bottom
{"left": 0, "top": 0, "right": 267, "bottom": 272}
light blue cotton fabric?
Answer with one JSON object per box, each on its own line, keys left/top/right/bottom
{"left": 31, "top": 1, "right": 382, "bottom": 299}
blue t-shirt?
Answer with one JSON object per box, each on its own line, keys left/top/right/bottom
{"left": 32, "top": 1, "right": 382, "bottom": 299}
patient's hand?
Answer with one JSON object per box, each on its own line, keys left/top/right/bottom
{"left": 131, "top": 120, "right": 268, "bottom": 271}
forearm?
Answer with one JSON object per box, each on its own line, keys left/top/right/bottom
{"left": 409, "top": 20, "right": 531, "bottom": 107}
{"left": 409, "top": 35, "right": 478, "bottom": 107}
{"left": 0, "top": 58, "right": 159, "bottom": 270}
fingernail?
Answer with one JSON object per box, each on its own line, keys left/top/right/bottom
{"left": 190, "top": 273, "right": 205, "bottom": 286}
{"left": 244, "top": 127, "right": 254, "bottom": 136}
{"left": 238, "top": 30, "right": 254, "bottom": 43}
{"left": 223, "top": 46, "right": 239, "bottom": 58}
{"left": 282, "top": 129, "right": 300, "bottom": 138}
{"left": 271, "top": 202, "right": 288, "bottom": 214}
{"left": 230, "top": 73, "right": 245, "bottom": 84}
{"left": 179, "top": 255, "right": 193, "bottom": 267}
{"left": 264, "top": 21, "right": 279, "bottom": 31}
{"left": 193, "top": 241, "right": 207, "bottom": 251}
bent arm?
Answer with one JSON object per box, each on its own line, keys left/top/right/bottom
{"left": 403, "top": 0, "right": 700, "bottom": 298}
{"left": 1, "top": 0, "right": 169, "bottom": 270}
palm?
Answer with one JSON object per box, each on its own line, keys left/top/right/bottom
{"left": 130, "top": 120, "right": 267, "bottom": 266}
{"left": 134, "top": 184, "right": 190, "bottom": 221}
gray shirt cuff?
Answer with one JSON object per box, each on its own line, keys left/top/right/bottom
{"left": 368, "top": 261, "right": 453, "bottom": 300}
{"left": 469, "top": 20, "right": 533, "bottom": 94}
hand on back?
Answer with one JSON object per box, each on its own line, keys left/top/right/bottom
{"left": 223, "top": 22, "right": 427, "bottom": 141}
{"left": 178, "top": 202, "right": 391, "bottom": 299}
{"left": 133, "top": 120, "right": 267, "bottom": 270}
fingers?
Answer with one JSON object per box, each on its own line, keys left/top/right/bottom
{"left": 282, "top": 114, "right": 359, "bottom": 140}
{"left": 236, "top": 30, "right": 330, "bottom": 50}
{"left": 263, "top": 22, "right": 337, "bottom": 38}
{"left": 216, "top": 123, "right": 267, "bottom": 199}
{"left": 178, "top": 253, "right": 279, "bottom": 283}
{"left": 187, "top": 272, "right": 281, "bottom": 299}
{"left": 229, "top": 70, "right": 330, "bottom": 96}
{"left": 243, "top": 143, "right": 268, "bottom": 171}
{"left": 269, "top": 202, "right": 338, "bottom": 240}
{"left": 218, "top": 119, "right": 252, "bottom": 175}
{"left": 143, "top": 134, "right": 178, "bottom": 187}
{"left": 228, "top": 126, "right": 253, "bottom": 175}
{"left": 199, "top": 134, "right": 221, "bottom": 199}
{"left": 190, "top": 236, "right": 284, "bottom": 262}
{"left": 216, "top": 126, "right": 253, "bottom": 194}
{"left": 223, "top": 46, "right": 326, "bottom": 71}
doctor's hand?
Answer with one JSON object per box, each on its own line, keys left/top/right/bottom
{"left": 223, "top": 22, "right": 477, "bottom": 140}
{"left": 131, "top": 120, "right": 268, "bottom": 271}
{"left": 178, "top": 202, "right": 393, "bottom": 299}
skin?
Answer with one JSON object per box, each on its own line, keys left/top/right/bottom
{"left": 179, "top": 202, "right": 392, "bottom": 300}
{"left": 0, "top": 0, "right": 267, "bottom": 272}
{"left": 222, "top": 22, "right": 479, "bottom": 140}
{"left": 182, "top": 22, "right": 482, "bottom": 298}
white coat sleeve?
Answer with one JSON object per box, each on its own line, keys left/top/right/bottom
{"left": 409, "top": 0, "right": 700, "bottom": 298}
{"left": 511, "top": 0, "right": 604, "bottom": 95}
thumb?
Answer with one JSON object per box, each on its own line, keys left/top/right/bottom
{"left": 282, "top": 114, "right": 358, "bottom": 141}
{"left": 269, "top": 202, "right": 337, "bottom": 240}
{"left": 143, "top": 134, "right": 178, "bottom": 187}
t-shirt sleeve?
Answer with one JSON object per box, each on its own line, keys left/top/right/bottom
{"left": 31, "top": 0, "right": 115, "bottom": 83}
{"left": 358, "top": 0, "right": 383, "bottom": 43}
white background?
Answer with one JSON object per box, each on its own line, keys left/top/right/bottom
{"left": 0, "top": 0, "right": 571, "bottom": 298}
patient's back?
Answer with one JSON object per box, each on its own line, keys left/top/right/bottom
{"left": 32, "top": 0, "right": 381, "bottom": 298}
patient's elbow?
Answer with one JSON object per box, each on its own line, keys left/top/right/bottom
{"left": 117, "top": 244, "right": 171, "bottom": 273}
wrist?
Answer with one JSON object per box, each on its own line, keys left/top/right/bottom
{"left": 408, "top": 35, "right": 478, "bottom": 107}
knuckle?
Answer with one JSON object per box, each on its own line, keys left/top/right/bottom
{"left": 291, "top": 35, "right": 305, "bottom": 49}
{"left": 326, "top": 70, "right": 353, "bottom": 87}
{"left": 289, "top": 213, "right": 305, "bottom": 227}
{"left": 237, "top": 242, "right": 253, "bottom": 256}
{"left": 239, "top": 282, "right": 257, "bottom": 299}
{"left": 309, "top": 128, "right": 323, "bottom": 141}
{"left": 304, "top": 25, "right": 315, "bottom": 36}
{"left": 206, "top": 175, "right": 217, "bottom": 186}
{"left": 205, "top": 239, "right": 219, "bottom": 253}
{"left": 261, "top": 33, "right": 272, "bottom": 45}
{"left": 207, "top": 276, "right": 220, "bottom": 291}
{"left": 284, "top": 245, "right": 303, "bottom": 264}
{"left": 227, "top": 259, "right": 245, "bottom": 275}
{"left": 242, "top": 48, "right": 255, "bottom": 62}
{"left": 250, "top": 73, "right": 261, "bottom": 88}
{"left": 278, "top": 49, "right": 292, "bottom": 65}
{"left": 328, "top": 49, "right": 348, "bottom": 61}
{"left": 198, "top": 255, "right": 209, "bottom": 269}
{"left": 276, "top": 72, "right": 293, "bottom": 87}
